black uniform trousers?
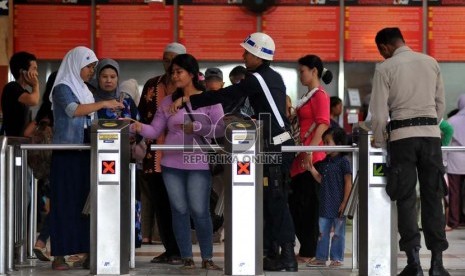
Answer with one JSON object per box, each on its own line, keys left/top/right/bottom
{"left": 263, "top": 143, "right": 296, "bottom": 250}
{"left": 388, "top": 137, "right": 448, "bottom": 252}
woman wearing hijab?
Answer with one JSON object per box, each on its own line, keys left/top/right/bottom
{"left": 91, "top": 59, "right": 139, "bottom": 120}
{"left": 49, "top": 47, "right": 123, "bottom": 270}
{"left": 445, "top": 94, "right": 465, "bottom": 231}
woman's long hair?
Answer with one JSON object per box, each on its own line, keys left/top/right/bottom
{"left": 170, "top": 54, "right": 206, "bottom": 101}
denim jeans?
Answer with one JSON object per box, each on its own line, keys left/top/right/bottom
{"left": 315, "top": 217, "right": 346, "bottom": 262}
{"left": 161, "top": 166, "right": 213, "bottom": 259}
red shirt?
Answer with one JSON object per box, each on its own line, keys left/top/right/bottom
{"left": 290, "top": 87, "right": 330, "bottom": 178}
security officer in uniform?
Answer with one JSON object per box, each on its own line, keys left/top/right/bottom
{"left": 170, "top": 32, "right": 298, "bottom": 272}
{"left": 370, "top": 27, "right": 449, "bottom": 276}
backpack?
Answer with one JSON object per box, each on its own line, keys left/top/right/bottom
{"left": 28, "top": 120, "right": 53, "bottom": 180}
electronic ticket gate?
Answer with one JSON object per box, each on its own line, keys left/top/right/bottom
{"left": 90, "top": 120, "right": 130, "bottom": 276}
{"left": 223, "top": 121, "right": 263, "bottom": 276}
{"left": 358, "top": 128, "right": 397, "bottom": 276}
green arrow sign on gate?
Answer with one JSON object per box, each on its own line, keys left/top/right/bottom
{"left": 373, "top": 163, "right": 386, "bottom": 177}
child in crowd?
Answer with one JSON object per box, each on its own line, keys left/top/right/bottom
{"left": 306, "top": 127, "right": 352, "bottom": 267}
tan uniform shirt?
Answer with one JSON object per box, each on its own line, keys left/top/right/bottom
{"left": 369, "top": 46, "right": 445, "bottom": 147}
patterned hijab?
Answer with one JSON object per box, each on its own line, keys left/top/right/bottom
{"left": 50, "top": 46, "right": 98, "bottom": 108}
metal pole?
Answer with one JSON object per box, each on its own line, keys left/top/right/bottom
{"left": 0, "top": 136, "right": 8, "bottom": 275}
{"left": 28, "top": 177, "right": 38, "bottom": 259}
{"left": 352, "top": 147, "right": 359, "bottom": 271}
{"left": 17, "top": 149, "right": 28, "bottom": 263}
{"left": 130, "top": 163, "right": 136, "bottom": 269}
{"left": 7, "top": 145, "right": 15, "bottom": 272}
{"left": 20, "top": 144, "right": 91, "bottom": 150}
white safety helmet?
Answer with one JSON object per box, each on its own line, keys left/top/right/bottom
{"left": 240, "top": 32, "right": 275, "bottom": 61}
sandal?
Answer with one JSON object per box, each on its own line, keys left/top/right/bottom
{"left": 180, "top": 258, "right": 195, "bottom": 269}
{"left": 201, "top": 259, "right": 222, "bottom": 270}
{"left": 52, "top": 256, "right": 70, "bottom": 271}
{"left": 329, "top": 260, "right": 343, "bottom": 267}
{"left": 306, "top": 257, "right": 326, "bottom": 267}
{"left": 33, "top": 246, "right": 51, "bottom": 262}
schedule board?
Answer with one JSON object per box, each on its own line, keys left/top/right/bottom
{"left": 14, "top": 5, "right": 91, "bottom": 60}
{"left": 178, "top": 5, "right": 256, "bottom": 61}
{"left": 344, "top": 6, "right": 422, "bottom": 61}
{"left": 427, "top": 0, "right": 465, "bottom": 61}
{"left": 262, "top": 6, "right": 340, "bottom": 61}
{"left": 95, "top": 4, "right": 174, "bottom": 60}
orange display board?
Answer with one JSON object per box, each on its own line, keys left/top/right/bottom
{"left": 178, "top": 6, "right": 256, "bottom": 61}
{"left": 427, "top": 7, "right": 465, "bottom": 61}
{"left": 14, "top": 5, "right": 91, "bottom": 60}
{"left": 344, "top": 6, "right": 423, "bottom": 61}
{"left": 262, "top": 6, "right": 340, "bottom": 62}
{"left": 96, "top": 5, "right": 174, "bottom": 60}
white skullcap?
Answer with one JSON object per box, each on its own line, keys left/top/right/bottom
{"left": 164, "top": 42, "right": 187, "bottom": 55}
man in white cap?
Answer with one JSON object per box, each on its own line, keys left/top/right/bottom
{"left": 138, "top": 42, "right": 186, "bottom": 265}
{"left": 170, "top": 32, "right": 298, "bottom": 272}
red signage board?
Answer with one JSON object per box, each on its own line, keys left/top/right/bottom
{"left": 344, "top": 6, "right": 423, "bottom": 61}
{"left": 262, "top": 6, "right": 340, "bottom": 62}
{"left": 427, "top": 7, "right": 465, "bottom": 61}
{"left": 178, "top": 6, "right": 256, "bottom": 61}
{"left": 14, "top": 5, "right": 91, "bottom": 60}
{"left": 95, "top": 4, "right": 174, "bottom": 60}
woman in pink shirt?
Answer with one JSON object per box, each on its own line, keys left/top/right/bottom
{"left": 131, "top": 54, "right": 224, "bottom": 270}
{"left": 288, "top": 55, "right": 332, "bottom": 263}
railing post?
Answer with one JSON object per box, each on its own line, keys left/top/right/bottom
{"left": 0, "top": 137, "right": 7, "bottom": 275}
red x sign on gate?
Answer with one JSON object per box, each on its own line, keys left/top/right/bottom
{"left": 237, "top": 161, "right": 250, "bottom": 175}
{"left": 102, "top": 161, "right": 115, "bottom": 174}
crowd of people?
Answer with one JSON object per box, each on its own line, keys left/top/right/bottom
{"left": 1, "top": 27, "right": 461, "bottom": 275}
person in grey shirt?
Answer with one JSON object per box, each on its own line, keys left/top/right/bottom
{"left": 369, "top": 27, "right": 449, "bottom": 276}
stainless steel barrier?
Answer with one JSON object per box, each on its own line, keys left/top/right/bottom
{"left": 0, "top": 136, "right": 7, "bottom": 275}
{"left": 90, "top": 120, "right": 130, "bottom": 276}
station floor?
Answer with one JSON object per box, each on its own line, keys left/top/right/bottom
{"left": 8, "top": 226, "right": 465, "bottom": 276}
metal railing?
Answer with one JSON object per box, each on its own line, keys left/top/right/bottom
{"left": 1, "top": 140, "right": 464, "bottom": 275}
{"left": 0, "top": 142, "right": 136, "bottom": 274}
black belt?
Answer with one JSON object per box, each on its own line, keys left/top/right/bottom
{"left": 388, "top": 117, "right": 437, "bottom": 132}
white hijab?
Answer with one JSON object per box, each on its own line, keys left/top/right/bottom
{"left": 50, "top": 46, "right": 98, "bottom": 111}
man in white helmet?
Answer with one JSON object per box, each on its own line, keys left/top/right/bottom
{"left": 170, "top": 32, "right": 297, "bottom": 272}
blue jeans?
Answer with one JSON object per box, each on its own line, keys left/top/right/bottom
{"left": 315, "top": 217, "right": 346, "bottom": 262}
{"left": 161, "top": 166, "right": 213, "bottom": 259}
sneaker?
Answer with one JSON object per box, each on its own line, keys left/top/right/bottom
{"left": 180, "top": 258, "right": 195, "bottom": 269}
{"left": 201, "top": 259, "right": 222, "bottom": 270}
{"left": 306, "top": 258, "right": 326, "bottom": 267}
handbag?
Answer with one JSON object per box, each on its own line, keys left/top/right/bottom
{"left": 131, "top": 140, "right": 147, "bottom": 162}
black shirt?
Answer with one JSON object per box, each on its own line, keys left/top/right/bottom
{"left": 190, "top": 63, "right": 290, "bottom": 141}
{"left": 1, "top": 81, "right": 30, "bottom": 136}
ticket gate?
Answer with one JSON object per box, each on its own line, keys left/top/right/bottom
{"left": 358, "top": 128, "right": 397, "bottom": 276}
{"left": 223, "top": 120, "right": 263, "bottom": 276}
{"left": 90, "top": 120, "right": 130, "bottom": 276}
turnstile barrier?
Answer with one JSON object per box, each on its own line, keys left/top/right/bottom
{"left": 358, "top": 128, "right": 397, "bottom": 276}
{"left": 90, "top": 120, "right": 131, "bottom": 276}
{"left": 223, "top": 121, "right": 263, "bottom": 276}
